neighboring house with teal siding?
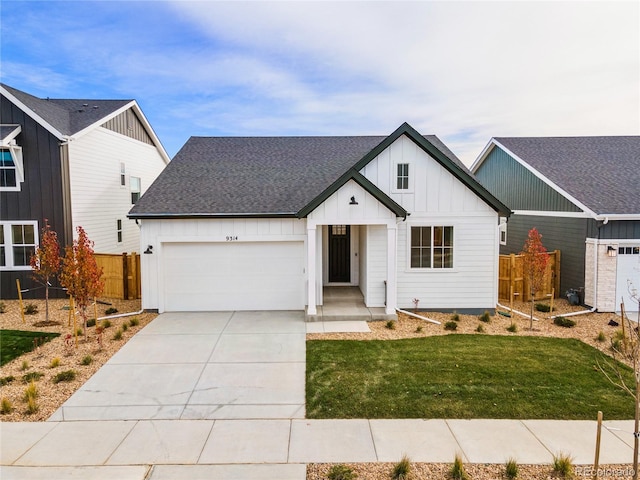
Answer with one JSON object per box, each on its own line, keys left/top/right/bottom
{"left": 472, "top": 137, "right": 640, "bottom": 314}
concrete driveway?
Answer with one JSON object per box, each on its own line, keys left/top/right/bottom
{"left": 51, "top": 311, "right": 306, "bottom": 421}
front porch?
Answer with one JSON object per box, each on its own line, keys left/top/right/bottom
{"left": 305, "top": 286, "right": 397, "bottom": 322}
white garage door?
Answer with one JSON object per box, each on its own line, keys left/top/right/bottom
{"left": 162, "top": 242, "right": 305, "bottom": 311}
{"left": 616, "top": 245, "right": 640, "bottom": 314}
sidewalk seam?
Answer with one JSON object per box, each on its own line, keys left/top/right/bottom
{"left": 444, "top": 419, "right": 468, "bottom": 463}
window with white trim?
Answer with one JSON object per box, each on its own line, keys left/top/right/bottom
{"left": 0, "top": 221, "right": 38, "bottom": 270}
{"left": 397, "top": 163, "right": 409, "bottom": 190}
{"left": 117, "top": 219, "right": 123, "bottom": 243}
{"left": 499, "top": 218, "right": 507, "bottom": 246}
{"left": 0, "top": 146, "right": 24, "bottom": 191}
{"left": 411, "top": 226, "right": 453, "bottom": 269}
{"left": 130, "top": 176, "right": 141, "bottom": 204}
{"left": 120, "top": 163, "right": 126, "bottom": 186}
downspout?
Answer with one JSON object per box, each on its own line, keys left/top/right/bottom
{"left": 552, "top": 238, "right": 598, "bottom": 318}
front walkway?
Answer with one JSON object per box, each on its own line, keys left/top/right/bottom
{"left": 51, "top": 311, "right": 307, "bottom": 421}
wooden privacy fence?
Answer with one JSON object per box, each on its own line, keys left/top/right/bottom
{"left": 94, "top": 253, "right": 141, "bottom": 300}
{"left": 498, "top": 250, "right": 561, "bottom": 301}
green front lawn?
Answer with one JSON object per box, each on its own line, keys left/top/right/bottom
{"left": 306, "top": 335, "right": 634, "bottom": 420}
{"left": 0, "top": 330, "right": 60, "bottom": 366}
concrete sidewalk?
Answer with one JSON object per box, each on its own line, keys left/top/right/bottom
{"left": 1, "top": 418, "right": 636, "bottom": 479}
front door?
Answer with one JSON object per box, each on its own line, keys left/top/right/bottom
{"left": 329, "top": 225, "right": 350, "bottom": 282}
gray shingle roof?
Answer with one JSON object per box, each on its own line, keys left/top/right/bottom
{"left": 129, "top": 131, "right": 471, "bottom": 217}
{"left": 1, "top": 83, "right": 131, "bottom": 136}
{"left": 495, "top": 136, "right": 640, "bottom": 215}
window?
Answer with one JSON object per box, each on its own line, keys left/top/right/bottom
{"left": 331, "top": 225, "right": 348, "bottom": 236}
{"left": 0, "top": 149, "right": 16, "bottom": 187}
{"left": 0, "top": 221, "right": 38, "bottom": 270}
{"left": 117, "top": 219, "right": 123, "bottom": 243}
{"left": 397, "top": 163, "right": 409, "bottom": 190}
{"left": 130, "top": 176, "right": 141, "bottom": 204}
{"left": 619, "top": 246, "right": 640, "bottom": 255}
{"left": 499, "top": 218, "right": 507, "bottom": 246}
{"left": 120, "top": 163, "right": 126, "bottom": 186}
{"left": 410, "top": 226, "right": 453, "bottom": 269}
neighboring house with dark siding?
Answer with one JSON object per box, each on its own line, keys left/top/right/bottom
{"left": 0, "top": 83, "right": 169, "bottom": 299}
{"left": 472, "top": 136, "right": 640, "bottom": 313}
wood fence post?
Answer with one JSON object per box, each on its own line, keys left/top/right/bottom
{"left": 122, "top": 252, "right": 129, "bottom": 300}
{"left": 509, "top": 254, "right": 515, "bottom": 300}
{"left": 16, "top": 279, "right": 25, "bottom": 324}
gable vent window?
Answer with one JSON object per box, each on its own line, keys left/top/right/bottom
{"left": 397, "top": 163, "right": 409, "bottom": 190}
{"left": 130, "top": 176, "right": 141, "bottom": 204}
{"left": 0, "top": 146, "right": 24, "bottom": 191}
{"left": 117, "top": 219, "right": 123, "bottom": 243}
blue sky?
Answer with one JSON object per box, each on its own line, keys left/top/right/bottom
{"left": 1, "top": 1, "right": 638, "bottom": 165}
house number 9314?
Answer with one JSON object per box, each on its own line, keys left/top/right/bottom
{"left": 226, "top": 236, "right": 239, "bottom": 241}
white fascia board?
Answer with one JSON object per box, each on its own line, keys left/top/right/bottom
{"left": 70, "top": 101, "right": 171, "bottom": 164}
{"left": 0, "top": 124, "right": 22, "bottom": 146}
{"left": 469, "top": 139, "right": 496, "bottom": 173}
{"left": 0, "top": 86, "right": 65, "bottom": 140}
{"left": 511, "top": 210, "right": 591, "bottom": 218}
{"left": 492, "top": 139, "right": 598, "bottom": 219}
{"left": 594, "top": 214, "right": 640, "bottom": 221}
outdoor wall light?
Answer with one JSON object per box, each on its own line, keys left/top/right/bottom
{"left": 607, "top": 245, "right": 617, "bottom": 257}
{"left": 144, "top": 245, "right": 154, "bottom": 254}
{"left": 349, "top": 196, "right": 358, "bottom": 205}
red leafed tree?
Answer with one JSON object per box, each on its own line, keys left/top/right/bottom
{"left": 59, "top": 226, "right": 104, "bottom": 339}
{"left": 30, "top": 220, "right": 61, "bottom": 323}
{"left": 520, "top": 228, "right": 549, "bottom": 330}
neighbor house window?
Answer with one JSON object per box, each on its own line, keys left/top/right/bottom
{"left": 499, "top": 218, "right": 507, "bottom": 246}
{"left": 120, "top": 163, "right": 126, "bottom": 186}
{"left": 117, "top": 219, "right": 123, "bottom": 243}
{"left": 130, "top": 176, "right": 141, "bottom": 204}
{"left": 397, "top": 163, "right": 409, "bottom": 190}
{"left": 0, "top": 147, "right": 24, "bottom": 191}
{"left": 411, "top": 226, "right": 453, "bottom": 269}
{"left": 0, "top": 221, "right": 38, "bottom": 270}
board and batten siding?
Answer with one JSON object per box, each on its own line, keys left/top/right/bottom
{"left": 362, "top": 224, "right": 388, "bottom": 307}
{"left": 67, "top": 126, "right": 166, "bottom": 254}
{"left": 361, "top": 134, "right": 500, "bottom": 311}
{"left": 0, "top": 94, "right": 67, "bottom": 299}
{"left": 474, "top": 146, "right": 581, "bottom": 212}
{"left": 501, "top": 215, "right": 589, "bottom": 295}
{"left": 139, "top": 217, "right": 307, "bottom": 311}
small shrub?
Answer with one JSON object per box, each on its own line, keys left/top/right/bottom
{"left": 23, "top": 381, "right": 38, "bottom": 401}
{"left": 392, "top": 454, "right": 411, "bottom": 480}
{"left": 81, "top": 355, "right": 93, "bottom": 366}
{"left": 613, "top": 329, "right": 625, "bottom": 341}
{"left": 102, "top": 319, "right": 112, "bottom": 328}
{"left": 444, "top": 321, "right": 458, "bottom": 331}
{"left": 535, "top": 303, "right": 552, "bottom": 312}
{"left": 450, "top": 453, "right": 469, "bottom": 480}
{"left": 505, "top": 457, "right": 518, "bottom": 479}
{"left": 1, "top": 375, "right": 15, "bottom": 386}
{"left": 76, "top": 327, "right": 84, "bottom": 336}
{"left": 0, "top": 301, "right": 6, "bottom": 313}
{"left": 22, "top": 371, "right": 44, "bottom": 383}
{"left": 105, "top": 307, "right": 118, "bottom": 315}
{"left": 611, "top": 338, "right": 623, "bottom": 353}
{"left": 507, "top": 322, "right": 518, "bottom": 333}
{"left": 596, "top": 331, "right": 606, "bottom": 342}
{"left": 25, "top": 396, "right": 38, "bottom": 415}
{"left": 122, "top": 323, "right": 128, "bottom": 332}
{"left": 129, "top": 317, "right": 139, "bottom": 327}
{"left": 553, "top": 316, "right": 576, "bottom": 328}
{"left": 21, "top": 360, "right": 30, "bottom": 371}
{"left": 53, "top": 370, "right": 76, "bottom": 383}
{"left": 24, "top": 303, "right": 38, "bottom": 315}
{"left": 552, "top": 452, "right": 574, "bottom": 478}
{"left": 415, "top": 326, "right": 423, "bottom": 333}
{"left": 475, "top": 324, "right": 485, "bottom": 333}
{"left": 86, "top": 318, "right": 96, "bottom": 327}
{"left": 1, "top": 397, "right": 13, "bottom": 414}
{"left": 327, "top": 464, "right": 357, "bottom": 480}
{"left": 112, "top": 328, "right": 123, "bottom": 341}
{"left": 479, "top": 311, "right": 491, "bottom": 323}
{"left": 49, "top": 357, "right": 61, "bottom": 368}
{"left": 386, "top": 320, "right": 396, "bottom": 330}
{"left": 451, "top": 312, "right": 460, "bottom": 322}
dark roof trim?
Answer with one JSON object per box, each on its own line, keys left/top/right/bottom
{"left": 127, "top": 212, "right": 298, "bottom": 220}
{"left": 353, "top": 122, "right": 511, "bottom": 216}
{"left": 297, "top": 169, "right": 407, "bottom": 218}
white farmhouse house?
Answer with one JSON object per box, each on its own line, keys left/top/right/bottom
{"left": 129, "top": 123, "right": 509, "bottom": 316}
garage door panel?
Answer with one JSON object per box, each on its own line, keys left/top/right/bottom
{"left": 162, "top": 242, "right": 304, "bottom": 311}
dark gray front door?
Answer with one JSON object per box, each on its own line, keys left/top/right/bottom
{"left": 329, "top": 225, "right": 350, "bottom": 282}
